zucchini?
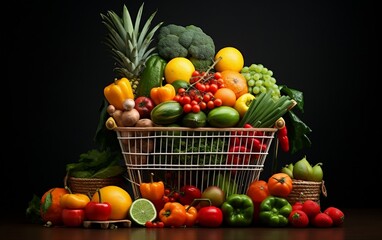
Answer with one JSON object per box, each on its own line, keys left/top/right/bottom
{"left": 136, "top": 55, "right": 167, "bottom": 97}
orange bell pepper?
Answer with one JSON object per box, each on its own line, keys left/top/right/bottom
{"left": 184, "top": 205, "right": 198, "bottom": 227}
{"left": 59, "top": 187, "right": 90, "bottom": 209}
{"left": 139, "top": 173, "right": 165, "bottom": 202}
{"left": 150, "top": 83, "right": 176, "bottom": 105}
{"left": 104, "top": 77, "right": 134, "bottom": 110}
{"left": 159, "top": 202, "right": 187, "bottom": 227}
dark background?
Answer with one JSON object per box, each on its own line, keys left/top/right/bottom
{"left": 4, "top": 0, "right": 380, "bottom": 221}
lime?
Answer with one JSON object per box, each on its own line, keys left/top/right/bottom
{"left": 128, "top": 198, "right": 157, "bottom": 226}
{"left": 171, "top": 79, "right": 190, "bottom": 92}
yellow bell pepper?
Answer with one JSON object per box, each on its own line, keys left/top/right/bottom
{"left": 104, "top": 77, "right": 134, "bottom": 110}
{"left": 234, "top": 93, "right": 256, "bottom": 118}
{"left": 60, "top": 187, "right": 90, "bottom": 209}
{"left": 150, "top": 84, "right": 176, "bottom": 105}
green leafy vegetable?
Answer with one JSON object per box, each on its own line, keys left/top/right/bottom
{"left": 280, "top": 85, "right": 312, "bottom": 154}
{"left": 66, "top": 148, "right": 125, "bottom": 178}
{"left": 26, "top": 194, "right": 43, "bottom": 224}
{"left": 157, "top": 132, "right": 229, "bottom": 165}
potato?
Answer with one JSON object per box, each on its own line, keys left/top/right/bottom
{"left": 121, "top": 108, "right": 140, "bottom": 127}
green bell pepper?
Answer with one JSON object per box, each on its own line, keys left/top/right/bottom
{"left": 259, "top": 196, "right": 292, "bottom": 227}
{"left": 221, "top": 194, "right": 254, "bottom": 227}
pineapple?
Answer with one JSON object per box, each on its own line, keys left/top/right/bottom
{"left": 100, "top": 3, "right": 163, "bottom": 94}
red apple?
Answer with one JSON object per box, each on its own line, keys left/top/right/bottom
{"left": 134, "top": 96, "right": 154, "bottom": 118}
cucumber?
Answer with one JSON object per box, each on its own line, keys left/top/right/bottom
{"left": 136, "top": 55, "right": 167, "bottom": 97}
{"left": 150, "top": 101, "right": 183, "bottom": 125}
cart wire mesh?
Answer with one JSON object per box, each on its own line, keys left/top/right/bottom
{"left": 115, "top": 127, "right": 277, "bottom": 199}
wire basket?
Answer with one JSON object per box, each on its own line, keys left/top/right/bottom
{"left": 114, "top": 126, "right": 277, "bottom": 199}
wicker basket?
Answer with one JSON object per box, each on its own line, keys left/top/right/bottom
{"left": 67, "top": 176, "right": 126, "bottom": 196}
{"left": 287, "top": 179, "right": 327, "bottom": 205}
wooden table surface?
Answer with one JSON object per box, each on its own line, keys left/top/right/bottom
{"left": 1, "top": 208, "right": 381, "bottom": 240}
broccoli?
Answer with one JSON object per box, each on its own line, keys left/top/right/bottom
{"left": 157, "top": 24, "right": 215, "bottom": 71}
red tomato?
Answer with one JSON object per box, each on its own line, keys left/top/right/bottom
{"left": 288, "top": 210, "right": 309, "bottom": 228}
{"left": 134, "top": 96, "right": 154, "bottom": 118}
{"left": 197, "top": 206, "right": 223, "bottom": 227}
{"left": 292, "top": 202, "right": 304, "bottom": 211}
{"left": 267, "top": 173, "right": 293, "bottom": 198}
{"left": 62, "top": 209, "right": 85, "bottom": 227}
{"left": 323, "top": 207, "right": 345, "bottom": 226}
{"left": 246, "top": 180, "right": 269, "bottom": 203}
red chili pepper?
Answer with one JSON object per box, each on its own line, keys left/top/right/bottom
{"left": 275, "top": 118, "right": 289, "bottom": 152}
{"left": 241, "top": 123, "right": 267, "bottom": 152}
{"left": 227, "top": 145, "right": 251, "bottom": 165}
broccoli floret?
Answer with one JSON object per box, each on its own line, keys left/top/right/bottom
{"left": 189, "top": 57, "right": 213, "bottom": 72}
{"left": 157, "top": 24, "right": 215, "bottom": 63}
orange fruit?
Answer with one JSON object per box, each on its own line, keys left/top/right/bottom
{"left": 40, "top": 187, "right": 69, "bottom": 225}
{"left": 214, "top": 88, "right": 237, "bottom": 107}
{"left": 91, "top": 185, "right": 133, "bottom": 220}
{"left": 164, "top": 57, "right": 195, "bottom": 84}
{"left": 246, "top": 180, "right": 270, "bottom": 203}
{"left": 220, "top": 70, "right": 248, "bottom": 98}
{"left": 214, "top": 46, "right": 244, "bottom": 72}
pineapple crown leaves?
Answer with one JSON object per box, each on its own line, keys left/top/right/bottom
{"left": 100, "top": 3, "right": 164, "bottom": 79}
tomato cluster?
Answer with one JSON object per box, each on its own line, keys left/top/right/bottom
{"left": 173, "top": 71, "right": 225, "bottom": 113}
{"left": 162, "top": 188, "right": 180, "bottom": 203}
{"left": 145, "top": 220, "right": 165, "bottom": 228}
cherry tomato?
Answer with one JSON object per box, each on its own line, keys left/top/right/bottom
{"left": 191, "top": 104, "right": 200, "bottom": 113}
{"left": 209, "top": 83, "right": 219, "bottom": 94}
{"left": 192, "top": 70, "right": 200, "bottom": 77}
{"left": 183, "top": 104, "right": 192, "bottom": 113}
{"left": 203, "top": 93, "right": 211, "bottom": 102}
{"left": 213, "top": 98, "right": 223, "bottom": 107}
{"left": 199, "top": 101, "right": 207, "bottom": 110}
{"left": 181, "top": 96, "right": 191, "bottom": 105}
{"left": 207, "top": 100, "right": 215, "bottom": 109}
{"left": 214, "top": 72, "right": 222, "bottom": 79}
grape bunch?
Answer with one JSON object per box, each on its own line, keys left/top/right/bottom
{"left": 240, "top": 63, "right": 281, "bottom": 100}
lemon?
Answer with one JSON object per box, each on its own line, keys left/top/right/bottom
{"left": 128, "top": 198, "right": 157, "bottom": 226}
{"left": 214, "top": 47, "right": 244, "bottom": 72}
{"left": 164, "top": 57, "right": 195, "bottom": 84}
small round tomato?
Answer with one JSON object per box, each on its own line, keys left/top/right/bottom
{"left": 213, "top": 98, "right": 223, "bottom": 107}
{"left": 197, "top": 206, "right": 223, "bottom": 227}
{"left": 267, "top": 173, "right": 293, "bottom": 198}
